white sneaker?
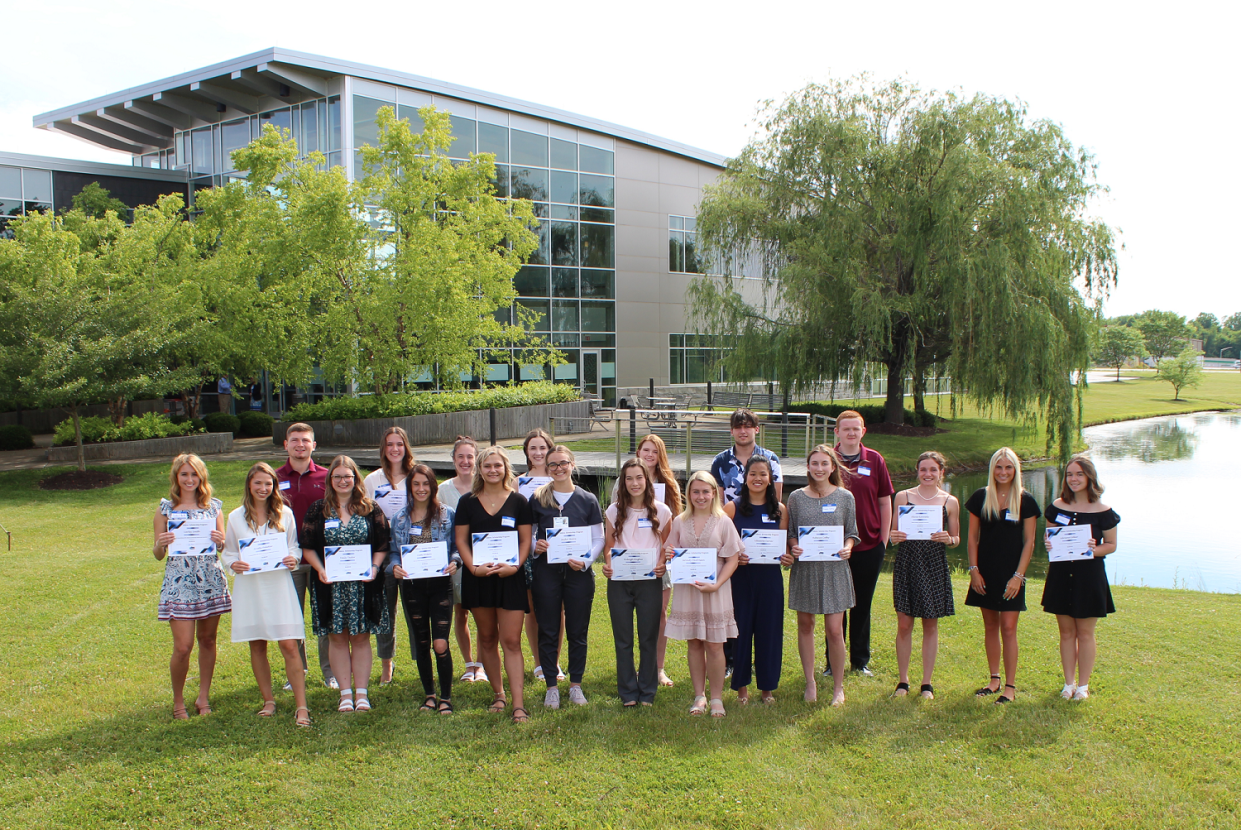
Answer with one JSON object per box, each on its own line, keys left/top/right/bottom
{"left": 326, "top": 677, "right": 339, "bottom": 690}
{"left": 568, "top": 685, "right": 588, "bottom": 706}
{"left": 283, "top": 680, "right": 293, "bottom": 692}
{"left": 1072, "top": 686, "right": 1090, "bottom": 701}
{"left": 544, "top": 687, "right": 560, "bottom": 709}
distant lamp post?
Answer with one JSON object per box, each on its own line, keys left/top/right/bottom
{"left": 1221, "top": 348, "right": 1233, "bottom": 357}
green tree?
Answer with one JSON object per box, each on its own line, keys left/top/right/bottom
{"left": 1093, "top": 325, "right": 1146, "bottom": 381}
{"left": 1224, "top": 312, "right": 1241, "bottom": 332}
{"left": 1194, "top": 312, "right": 1219, "bottom": 330}
{"left": 1155, "top": 347, "right": 1204, "bottom": 400}
{"left": 1134, "top": 309, "right": 1189, "bottom": 361}
{"left": 69, "top": 182, "right": 130, "bottom": 220}
{"left": 690, "top": 77, "right": 1116, "bottom": 459}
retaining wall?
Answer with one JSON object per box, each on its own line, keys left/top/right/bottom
{"left": 46, "top": 431, "right": 234, "bottom": 463}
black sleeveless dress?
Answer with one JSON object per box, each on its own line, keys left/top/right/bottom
{"left": 1041, "top": 503, "right": 1119, "bottom": 618}
{"left": 892, "top": 504, "right": 954, "bottom": 619}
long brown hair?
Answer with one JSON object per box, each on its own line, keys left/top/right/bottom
{"left": 405, "top": 463, "right": 442, "bottom": 524}
{"left": 168, "top": 453, "right": 213, "bottom": 509}
{"left": 379, "top": 426, "right": 416, "bottom": 483}
{"left": 1059, "top": 455, "right": 1104, "bottom": 504}
{"left": 242, "top": 462, "right": 286, "bottom": 532}
{"left": 614, "top": 457, "right": 661, "bottom": 537}
{"left": 325, "top": 455, "right": 375, "bottom": 517}
{"left": 636, "top": 434, "right": 682, "bottom": 514}
{"left": 522, "top": 428, "right": 554, "bottom": 470}
{"left": 806, "top": 444, "right": 848, "bottom": 489}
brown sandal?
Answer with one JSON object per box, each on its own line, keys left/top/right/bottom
{"left": 295, "top": 707, "right": 311, "bottom": 727}
{"left": 257, "top": 700, "right": 277, "bottom": 717}
{"left": 488, "top": 695, "right": 508, "bottom": 714}
{"left": 511, "top": 706, "right": 530, "bottom": 723}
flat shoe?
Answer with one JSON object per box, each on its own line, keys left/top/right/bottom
{"left": 919, "top": 684, "right": 934, "bottom": 700}
{"left": 975, "top": 675, "right": 1001, "bottom": 697}
{"left": 709, "top": 698, "right": 726, "bottom": 718}
{"left": 892, "top": 682, "right": 910, "bottom": 698}
{"left": 194, "top": 702, "right": 212, "bottom": 716}
{"left": 689, "top": 695, "right": 708, "bottom": 716}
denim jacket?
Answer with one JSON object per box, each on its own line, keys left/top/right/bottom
{"left": 386, "top": 504, "right": 460, "bottom": 576}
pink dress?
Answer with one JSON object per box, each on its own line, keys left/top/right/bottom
{"left": 664, "top": 514, "right": 742, "bottom": 642}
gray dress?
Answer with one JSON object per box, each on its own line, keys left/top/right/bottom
{"left": 786, "top": 488, "right": 861, "bottom": 615}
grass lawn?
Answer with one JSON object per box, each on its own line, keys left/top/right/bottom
{"left": 1, "top": 460, "right": 1239, "bottom": 829}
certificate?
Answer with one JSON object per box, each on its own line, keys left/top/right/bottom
{"left": 237, "top": 534, "right": 288, "bottom": 573}
{"left": 471, "top": 531, "right": 520, "bottom": 567}
{"left": 517, "top": 476, "right": 553, "bottom": 499}
{"left": 167, "top": 517, "right": 216, "bottom": 557}
{"left": 653, "top": 482, "right": 666, "bottom": 504}
{"left": 740, "top": 528, "right": 785, "bottom": 564}
{"left": 797, "top": 526, "right": 845, "bottom": 561}
{"left": 324, "top": 544, "right": 373, "bottom": 582}
{"left": 609, "top": 548, "right": 658, "bottom": 581}
{"left": 400, "top": 541, "right": 450, "bottom": 579}
{"left": 372, "top": 482, "right": 408, "bottom": 519}
{"left": 1045, "top": 525, "right": 1094, "bottom": 562}
{"left": 545, "top": 526, "right": 591, "bottom": 564}
{"left": 668, "top": 547, "right": 717, "bottom": 584}
{"left": 897, "top": 505, "right": 943, "bottom": 541}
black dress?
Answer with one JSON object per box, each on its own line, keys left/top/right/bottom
{"left": 455, "top": 491, "right": 533, "bottom": 613}
{"left": 892, "top": 504, "right": 954, "bottom": 619}
{"left": 963, "top": 488, "right": 1040, "bottom": 612}
{"left": 1041, "top": 503, "right": 1119, "bottom": 618}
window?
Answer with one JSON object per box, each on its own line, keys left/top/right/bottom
{"left": 669, "top": 334, "right": 726, "bottom": 384}
{"left": 669, "top": 215, "right": 701, "bottom": 273}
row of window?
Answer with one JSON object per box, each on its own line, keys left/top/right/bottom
{"left": 0, "top": 166, "right": 55, "bottom": 234}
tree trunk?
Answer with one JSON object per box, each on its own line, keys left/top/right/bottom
{"left": 188, "top": 384, "right": 203, "bottom": 419}
{"left": 912, "top": 365, "right": 927, "bottom": 413}
{"left": 71, "top": 405, "right": 85, "bottom": 473}
{"left": 883, "top": 319, "right": 911, "bottom": 425}
{"left": 108, "top": 395, "right": 128, "bottom": 427}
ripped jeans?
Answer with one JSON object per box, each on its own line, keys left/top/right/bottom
{"left": 398, "top": 574, "right": 455, "bottom": 700}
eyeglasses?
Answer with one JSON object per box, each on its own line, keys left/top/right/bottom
{"left": 547, "top": 461, "right": 572, "bottom": 471}
{"left": 331, "top": 475, "right": 355, "bottom": 482}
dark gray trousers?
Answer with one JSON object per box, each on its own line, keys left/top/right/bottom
{"left": 290, "top": 563, "right": 334, "bottom": 683}
{"left": 607, "top": 578, "right": 662, "bottom": 704}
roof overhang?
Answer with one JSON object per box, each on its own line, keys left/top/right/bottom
{"left": 34, "top": 47, "right": 728, "bottom": 168}
{"left": 0, "top": 151, "right": 188, "bottom": 183}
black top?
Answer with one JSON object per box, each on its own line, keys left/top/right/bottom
{"left": 963, "top": 487, "right": 1040, "bottom": 612}
{"left": 965, "top": 488, "right": 1041, "bottom": 552}
{"left": 1044, "top": 503, "right": 1121, "bottom": 542}
{"left": 453, "top": 490, "right": 534, "bottom": 612}
{"left": 528, "top": 486, "right": 603, "bottom": 542}
{"left": 454, "top": 490, "right": 534, "bottom": 535}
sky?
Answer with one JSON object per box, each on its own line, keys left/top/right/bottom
{"left": 3, "top": 0, "right": 1237, "bottom": 322}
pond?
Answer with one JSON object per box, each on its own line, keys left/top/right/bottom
{"left": 940, "top": 411, "right": 1241, "bottom": 594}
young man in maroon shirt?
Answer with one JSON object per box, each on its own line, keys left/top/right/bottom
{"left": 275, "top": 423, "right": 336, "bottom": 689}
{"left": 825, "top": 410, "right": 894, "bottom": 677}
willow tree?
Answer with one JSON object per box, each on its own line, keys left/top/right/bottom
{"left": 690, "top": 78, "right": 1117, "bottom": 458}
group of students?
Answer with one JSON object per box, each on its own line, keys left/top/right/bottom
{"left": 152, "top": 409, "right": 1119, "bottom": 726}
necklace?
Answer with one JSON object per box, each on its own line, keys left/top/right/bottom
{"left": 911, "top": 486, "right": 940, "bottom": 501}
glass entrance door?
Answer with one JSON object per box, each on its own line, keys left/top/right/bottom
{"left": 582, "top": 350, "right": 600, "bottom": 397}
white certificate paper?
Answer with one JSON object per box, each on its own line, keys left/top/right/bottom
{"left": 324, "top": 544, "right": 373, "bottom": 582}
{"left": 669, "top": 547, "right": 717, "bottom": 584}
{"left": 653, "top": 482, "right": 666, "bottom": 504}
{"left": 168, "top": 517, "right": 216, "bottom": 556}
{"left": 740, "top": 528, "right": 785, "bottom": 564}
{"left": 372, "top": 483, "right": 408, "bottom": 520}
{"left": 1046, "top": 525, "right": 1094, "bottom": 562}
{"left": 471, "top": 531, "right": 520, "bottom": 567}
{"left": 238, "top": 535, "right": 288, "bottom": 573}
{"left": 797, "top": 526, "right": 845, "bottom": 561}
{"left": 545, "top": 526, "right": 591, "bottom": 564}
{"left": 517, "top": 476, "right": 553, "bottom": 499}
{"left": 897, "top": 505, "right": 943, "bottom": 541}
{"left": 609, "top": 548, "right": 659, "bottom": 581}
{"left": 401, "top": 541, "right": 450, "bottom": 579}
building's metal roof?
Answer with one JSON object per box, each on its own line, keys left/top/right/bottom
{"left": 0, "top": 151, "right": 187, "bottom": 182}
{"left": 33, "top": 47, "right": 728, "bottom": 168}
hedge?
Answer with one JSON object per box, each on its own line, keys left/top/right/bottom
{"left": 790, "top": 402, "right": 938, "bottom": 428}
{"left": 202, "top": 412, "right": 241, "bottom": 435}
{"left": 0, "top": 424, "right": 35, "bottom": 451}
{"left": 238, "top": 411, "right": 274, "bottom": 438}
{"left": 282, "top": 381, "right": 581, "bottom": 422}
{"left": 53, "top": 413, "right": 201, "bottom": 446}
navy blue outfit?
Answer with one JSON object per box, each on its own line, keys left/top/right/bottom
{"left": 728, "top": 496, "right": 785, "bottom": 692}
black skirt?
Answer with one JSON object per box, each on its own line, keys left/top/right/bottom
{"left": 460, "top": 568, "right": 529, "bottom": 612}
{"left": 1041, "top": 559, "right": 1115, "bottom": 618}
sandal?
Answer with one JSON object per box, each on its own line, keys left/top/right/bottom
{"left": 995, "top": 684, "right": 1016, "bottom": 705}
{"left": 761, "top": 692, "right": 776, "bottom": 704}
{"left": 194, "top": 701, "right": 212, "bottom": 716}
{"left": 892, "top": 682, "right": 910, "bottom": 698}
{"left": 438, "top": 699, "right": 454, "bottom": 715}
{"left": 689, "top": 695, "right": 708, "bottom": 716}
{"left": 380, "top": 663, "right": 396, "bottom": 686}
{"left": 354, "top": 694, "right": 371, "bottom": 712}
{"left": 920, "top": 684, "right": 934, "bottom": 700}
{"left": 533, "top": 665, "right": 545, "bottom": 682}
{"left": 736, "top": 690, "right": 751, "bottom": 706}
{"left": 338, "top": 695, "right": 355, "bottom": 713}
{"left": 461, "top": 662, "right": 479, "bottom": 682}
{"left": 419, "top": 695, "right": 438, "bottom": 712}
{"left": 473, "top": 665, "right": 488, "bottom": 683}
{"left": 295, "top": 706, "right": 312, "bottom": 727}
{"left": 709, "top": 698, "right": 726, "bottom": 718}
{"left": 511, "top": 706, "right": 530, "bottom": 723}
{"left": 974, "top": 675, "right": 1001, "bottom": 697}
{"left": 658, "top": 669, "right": 674, "bottom": 687}
{"left": 172, "top": 705, "right": 189, "bottom": 721}
{"left": 257, "top": 700, "right": 277, "bottom": 717}
{"left": 488, "top": 695, "right": 508, "bottom": 714}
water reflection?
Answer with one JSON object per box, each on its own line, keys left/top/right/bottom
{"left": 1090, "top": 419, "right": 1198, "bottom": 463}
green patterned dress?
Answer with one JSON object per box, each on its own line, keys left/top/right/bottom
{"left": 311, "top": 514, "right": 391, "bottom": 636}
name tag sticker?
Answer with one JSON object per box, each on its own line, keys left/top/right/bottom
{"left": 278, "top": 481, "right": 291, "bottom": 491}
{"left": 857, "top": 465, "right": 872, "bottom": 477}
{"left": 553, "top": 516, "right": 570, "bottom": 529}
{"left": 169, "top": 511, "right": 188, "bottom": 520}
{"left": 1005, "top": 511, "right": 1016, "bottom": 522}
{"left": 1055, "top": 514, "right": 1071, "bottom": 526}
{"left": 501, "top": 516, "right": 516, "bottom": 528}
{"left": 637, "top": 518, "right": 653, "bottom": 528}
{"left": 412, "top": 525, "right": 423, "bottom": 535}
{"left": 324, "top": 520, "right": 340, "bottom": 530}
{"left": 822, "top": 504, "right": 838, "bottom": 514}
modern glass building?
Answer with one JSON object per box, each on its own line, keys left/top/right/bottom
{"left": 33, "top": 48, "right": 730, "bottom": 406}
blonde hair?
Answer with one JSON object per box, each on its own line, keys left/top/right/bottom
{"left": 471, "top": 445, "right": 515, "bottom": 495}
{"left": 534, "top": 445, "right": 577, "bottom": 508}
{"left": 637, "top": 434, "right": 683, "bottom": 514}
{"left": 806, "top": 444, "right": 847, "bottom": 488}
{"left": 168, "top": 453, "right": 213, "bottom": 509}
{"left": 242, "top": 462, "right": 286, "bottom": 532}
{"left": 325, "top": 455, "right": 375, "bottom": 517}
{"left": 983, "top": 447, "right": 1024, "bottom": 520}
{"left": 680, "top": 470, "right": 725, "bottom": 519}
{"left": 379, "top": 426, "right": 416, "bottom": 482}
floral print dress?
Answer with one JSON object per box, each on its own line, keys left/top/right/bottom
{"left": 157, "top": 498, "right": 231, "bottom": 621}
{"left": 312, "top": 513, "right": 391, "bottom": 636}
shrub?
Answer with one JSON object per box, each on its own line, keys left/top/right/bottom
{"left": 238, "top": 411, "right": 273, "bottom": 438}
{"left": 0, "top": 424, "right": 35, "bottom": 451}
{"left": 282, "top": 381, "right": 581, "bottom": 422}
{"left": 190, "top": 418, "right": 206, "bottom": 433}
{"left": 52, "top": 413, "right": 199, "bottom": 446}
{"left": 791, "top": 401, "right": 938, "bottom": 427}
{"left": 202, "top": 412, "right": 241, "bottom": 434}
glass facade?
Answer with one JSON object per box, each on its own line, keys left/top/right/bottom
{"left": 353, "top": 92, "right": 617, "bottom": 405}
{"left": 0, "top": 165, "right": 53, "bottom": 238}
{"left": 669, "top": 214, "right": 700, "bottom": 274}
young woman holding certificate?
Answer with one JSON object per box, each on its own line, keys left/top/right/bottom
{"left": 454, "top": 446, "right": 535, "bottom": 723}
{"left": 965, "top": 447, "right": 1039, "bottom": 705}
{"left": 1041, "top": 456, "right": 1119, "bottom": 701}
{"left": 221, "top": 462, "right": 309, "bottom": 726}
{"left": 153, "top": 453, "right": 230, "bottom": 720}
{"left": 724, "top": 456, "right": 787, "bottom": 705}
{"left": 387, "top": 464, "right": 461, "bottom": 714}
{"left": 887, "top": 451, "right": 960, "bottom": 700}
{"left": 363, "top": 426, "right": 415, "bottom": 686}
{"left": 438, "top": 436, "right": 485, "bottom": 685}
{"left": 637, "top": 436, "right": 683, "bottom": 687}
{"left": 663, "top": 472, "right": 742, "bottom": 718}
{"left": 603, "top": 458, "right": 672, "bottom": 706}
{"left": 783, "top": 446, "right": 859, "bottom": 707}
{"left": 529, "top": 446, "right": 604, "bottom": 709}
{"left": 520, "top": 428, "right": 561, "bottom": 682}
{"left": 300, "top": 455, "right": 392, "bottom": 714}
